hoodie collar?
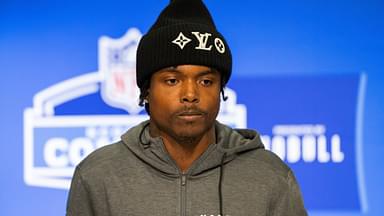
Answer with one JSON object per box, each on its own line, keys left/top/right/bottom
{"left": 121, "top": 120, "right": 264, "bottom": 176}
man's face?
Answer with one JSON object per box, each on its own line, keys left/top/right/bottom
{"left": 147, "top": 65, "right": 221, "bottom": 141}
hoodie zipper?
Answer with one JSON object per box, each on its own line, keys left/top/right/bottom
{"left": 180, "top": 173, "right": 187, "bottom": 216}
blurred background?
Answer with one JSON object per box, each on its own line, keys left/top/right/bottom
{"left": 1, "top": 0, "right": 383, "bottom": 215}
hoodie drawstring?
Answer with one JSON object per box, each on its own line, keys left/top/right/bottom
{"left": 219, "top": 152, "right": 227, "bottom": 216}
{"left": 139, "top": 122, "right": 151, "bottom": 148}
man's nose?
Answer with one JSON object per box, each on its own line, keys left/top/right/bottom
{"left": 180, "top": 80, "right": 199, "bottom": 103}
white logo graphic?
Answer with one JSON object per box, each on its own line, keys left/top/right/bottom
{"left": 200, "top": 214, "right": 230, "bottom": 216}
{"left": 214, "top": 38, "right": 225, "bottom": 54}
{"left": 99, "top": 28, "right": 143, "bottom": 114}
{"left": 23, "top": 28, "right": 246, "bottom": 189}
{"left": 261, "top": 124, "right": 344, "bottom": 163}
{"left": 172, "top": 32, "right": 192, "bottom": 50}
{"left": 173, "top": 31, "right": 226, "bottom": 53}
{"left": 192, "top": 32, "right": 212, "bottom": 51}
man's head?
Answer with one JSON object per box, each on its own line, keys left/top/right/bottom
{"left": 136, "top": 0, "right": 232, "bottom": 106}
{"left": 135, "top": 0, "right": 232, "bottom": 140}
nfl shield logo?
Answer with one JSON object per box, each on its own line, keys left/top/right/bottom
{"left": 98, "top": 28, "right": 143, "bottom": 114}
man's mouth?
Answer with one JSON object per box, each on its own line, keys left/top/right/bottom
{"left": 177, "top": 111, "right": 204, "bottom": 121}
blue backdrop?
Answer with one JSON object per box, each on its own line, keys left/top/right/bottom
{"left": 1, "top": 0, "right": 383, "bottom": 215}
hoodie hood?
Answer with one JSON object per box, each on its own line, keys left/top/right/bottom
{"left": 121, "top": 120, "right": 264, "bottom": 176}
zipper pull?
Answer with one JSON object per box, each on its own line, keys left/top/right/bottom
{"left": 181, "top": 174, "right": 186, "bottom": 186}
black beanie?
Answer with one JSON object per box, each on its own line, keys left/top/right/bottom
{"left": 136, "top": 0, "right": 232, "bottom": 88}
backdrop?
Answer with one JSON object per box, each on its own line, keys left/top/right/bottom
{"left": 1, "top": 0, "right": 383, "bottom": 215}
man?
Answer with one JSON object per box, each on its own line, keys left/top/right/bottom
{"left": 66, "top": 0, "right": 307, "bottom": 215}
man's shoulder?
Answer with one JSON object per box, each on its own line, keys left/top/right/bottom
{"left": 75, "top": 141, "right": 130, "bottom": 176}
{"left": 236, "top": 148, "right": 291, "bottom": 179}
{"left": 74, "top": 122, "right": 147, "bottom": 174}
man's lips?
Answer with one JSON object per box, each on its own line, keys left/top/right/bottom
{"left": 177, "top": 110, "right": 205, "bottom": 121}
{"left": 178, "top": 111, "right": 204, "bottom": 116}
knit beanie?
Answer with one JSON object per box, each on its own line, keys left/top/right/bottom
{"left": 136, "top": 0, "right": 232, "bottom": 88}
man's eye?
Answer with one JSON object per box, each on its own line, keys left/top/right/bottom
{"left": 165, "top": 79, "right": 178, "bottom": 85}
{"left": 200, "top": 79, "right": 213, "bottom": 86}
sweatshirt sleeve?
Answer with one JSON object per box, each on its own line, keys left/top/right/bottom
{"left": 66, "top": 167, "right": 94, "bottom": 216}
{"left": 271, "top": 169, "right": 308, "bottom": 216}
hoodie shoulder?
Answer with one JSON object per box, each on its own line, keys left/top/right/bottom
{"left": 75, "top": 141, "right": 130, "bottom": 175}
{"left": 251, "top": 148, "right": 291, "bottom": 176}
{"left": 76, "top": 121, "right": 149, "bottom": 174}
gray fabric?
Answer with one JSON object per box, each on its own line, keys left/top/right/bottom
{"left": 66, "top": 120, "right": 307, "bottom": 216}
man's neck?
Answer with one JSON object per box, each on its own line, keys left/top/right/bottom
{"left": 150, "top": 126, "right": 216, "bottom": 172}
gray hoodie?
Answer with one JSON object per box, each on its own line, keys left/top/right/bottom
{"left": 66, "top": 121, "right": 307, "bottom": 216}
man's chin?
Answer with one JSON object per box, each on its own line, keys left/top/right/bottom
{"left": 175, "top": 130, "right": 202, "bottom": 140}
{"left": 172, "top": 125, "right": 213, "bottom": 143}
